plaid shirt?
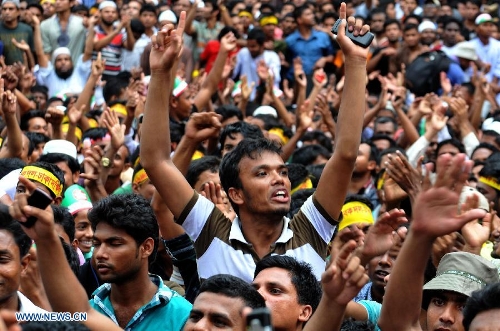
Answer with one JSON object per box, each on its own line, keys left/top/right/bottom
{"left": 90, "top": 274, "right": 192, "bottom": 331}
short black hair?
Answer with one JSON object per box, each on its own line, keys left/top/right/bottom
{"left": 216, "top": 105, "right": 243, "bottom": 123}
{"left": 435, "top": 138, "right": 466, "bottom": 158}
{"left": 287, "top": 163, "right": 310, "bottom": 189}
{"left": 217, "top": 26, "right": 240, "bottom": 41}
{"left": 0, "top": 204, "right": 32, "bottom": 258}
{"left": 340, "top": 319, "right": 376, "bottom": 331}
{"left": 82, "top": 127, "right": 108, "bottom": 142}
{"left": 71, "top": 4, "right": 89, "bottom": 14}
{"left": 300, "top": 130, "right": 333, "bottom": 152}
{"left": 0, "top": 158, "right": 25, "bottom": 179}
{"left": 140, "top": 3, "right": 156, "bottom": 15}
{"left": 199, "top": 274, "right": 266, "bottom": 309}
{"left": 20, "top": 110, "right": 46, "bottom": 131}
{"left": 291, "top": 145, "right": 331, "bottom": 166}
{"left": 186, "top": 156, "right": 221, "bottom": 189}
{"left": 403, "top": 23, "right": 420, "bottom": 32}
{"left": 471, "top": 142, "right": 499, "bottom": 159}
{"left": 254, "top": 255, "right": 322, "bottom": 313}
{"left": 103, "top": 78, "right": 129, "bottom": 104}
{"left": 88, "top": 194, "right": 159, "bottom": 264}
{"left": 219, "top": 121, "right": 264, "bottom": 148}
{"left": 52, "top": 205, "right": 75, "bottom": 242}
{"left": 403, "top": 14, "right": 422, "bottom": 25}
{"left": 377, "top": 146, "right": 407, "bottom": 165}
{"left": 25, "top": 132, "right": 50, "bottom": 158}
{"left": 370, "top": 134, "right": 396, "bottom": 151}
{"left": 39, "top": 152, "right": 80, "bottom": 174}
{"left": 247, "top": 28, "right": 266, "bottom": 45}
{"left": 384, "top": 18, "right": 401, "bottom": 30}
{"left": 27, "top": 3, "right": 44, "bottom": 15}
{"left": 463, "top": 283, "right": 500, "bottom": 331}
{"left": 220, "top": 138, "right": 282, "bottom": 214}
{"left": 293, "top": 4, "right": 310, "bottom": 20}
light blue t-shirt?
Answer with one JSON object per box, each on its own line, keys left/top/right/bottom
{"left": 90, "top": 274, "right": 192, "bottom": 331}
{"left": 359, "top": 300, "right": 382, "bottom": 331}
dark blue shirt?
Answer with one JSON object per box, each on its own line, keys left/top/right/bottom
{"left": 285, "top": 29, "right": 334, "bottom": 80}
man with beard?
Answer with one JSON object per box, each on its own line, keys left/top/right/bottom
{"left": 0, "top": 0, "right": 34, "bottom": 65}
{"left": 418, "top": 20, "right": 437, "bottom": 47}
{"left": 33, "top": 12, "right": 94, "bottom": 97}
{"left": 93, "top": 1, "right": 136, "bottom": 79}
{"left": 368, "top": 8, "right": 387, "bottom": 49}
{"left": 142, "top": 5, "right": 371, "bottom": 282}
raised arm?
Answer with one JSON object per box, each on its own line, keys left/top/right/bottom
{"left": 378, "top": 154, "right": 487, "bottom": 331}
{"left": 193, "top": 32, "right": 237, "bottom": 111}
{"left": 315, "top": 4, "right": 370, "bottom": 221}
{"left": 0, "top": 84, "right": 24, "bottom": 160}
{"left": 31, "top": 14, "right": 47, "bottom": 68}
{"left": 9, "top": 177, "right": 122, "bottom": 331}
{"left": 140, "top": 12, "right": 197, "bottom": 219}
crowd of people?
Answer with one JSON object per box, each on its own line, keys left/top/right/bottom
{"left": 0, "top": 0, "right": 499, "bottom": 330}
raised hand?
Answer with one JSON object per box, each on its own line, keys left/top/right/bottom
{"left": 220, "top": 32, "right": 237, "bottom": 53}
{"left": 322, "top": 240, "right": 369, "bottom": 305}
{"left": 184, "top": 112, "right": 222, "bottom": 142}
{"left": 8, "top": 176, "right": 56, "bottom": 242}
{"left": 67, "top": 104, "right": 85, "bottom": 125}
{"left": 240, "top": 75, "right": 254, "bottom": 101}
{"left": 101, "top": 108, "right": 126, "bottom": 150}
{"left": 385, "top": 151, "right": 422, "bottom": 200}
{"left": 45, "top": 106, "right": 65, "bottom": 126}
{"left": 411, "top": 154, "right": 487, "bottom": 238}
{"left": 150, "top": 11, "right": 186, "bottom": 72}
{"left": 360, "top": 209, "right": 408, "bottom": 262}
{"left": 91, "top": 52, "right": 105, "bottom": 77}
{"left": 293, "top": 58, "right": 307, "bottom": 87}
{"left": 80, "top": 146, "right": 105, "bottom": 186}
{"left": 11, "top": 38, "right": 30, "bottom": 52}
{"left": 200, "top": 181, "right": 235, "bottom": 220}
{"left": 297, "top": 100, "right": 313, "bottom": 131}
{"left": 334, "top": 2, "right": 371, "bottom": 61}
{"left": 1, "top": 87, "right": 17, "bottom": 117}
{"left": 312, "top": 68, "right": 328, "bottom": 88}
{"left": 256, "top": 60, "right": 269, "bottom": 81}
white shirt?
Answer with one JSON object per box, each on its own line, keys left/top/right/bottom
{"left": 35, "top": 55, "right": 91, "bottom": 97}
{"left": 18, "top": 291, "right": 48, "bottom": 314}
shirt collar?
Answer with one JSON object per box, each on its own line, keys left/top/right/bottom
{"left": 229, "top": 216, "right": 294, "bottom": 244}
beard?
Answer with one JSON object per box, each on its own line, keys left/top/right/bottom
{"left": 101, "top": 18, "right": 115, "bottom": 27}
{"left": 55, "top": 66, "right": 74, "bottom": 79}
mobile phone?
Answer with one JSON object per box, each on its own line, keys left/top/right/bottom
{"left": 23, "top": 188, "right": 53, "bottom": 228}
{"left": 247, "top": 308, "right": 272, "bottom": 331}
{"left": 331, "top": 19, "right": 374, "bottom": 48}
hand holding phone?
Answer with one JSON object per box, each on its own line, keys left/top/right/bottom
{"left": 247, "top": 308, "right": 273, "bottom": 331}
{"left": 23, "top": 188, "right": 53, "bottom": 228}
{"left": 331, "top": 19, "right": 374, "bottom": 49}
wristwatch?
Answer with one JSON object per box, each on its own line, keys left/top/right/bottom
{"left": 101, "top": 157, "right": 111, "bottom": 168}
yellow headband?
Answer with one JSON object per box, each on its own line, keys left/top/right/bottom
{"left": 61, "top": 123, "right": 83, "bottom": 141}
{"left": 479, "top": 176, "right": 500, "bottom": 191}
{"left": 192, "top": 150, "right": 204, "bottom": 161}
{"left": 339, "top": 201, "right": 374, "bottom": 231}
{"left": 260, "top": 16, "right": 278, "bottom": 26}
{"left": 291, "top": 178, "right": 313, "bottom": 195}
{"left": 238, "top": 10, "right": 253, "bottom": 18}
{"left": 377, "top": 170, "right": 387, "bottom": 190}
{"left": 133, "top": 169, "right": 149, "bottom": 185}
{"left": 268, "top": 128, "right": 289, "bottom": 145}
{"left": 20, "top": 166, "right": 63, "bottom": 197}
{"left": 88, "top": 118, "right": 99, "bottom": 129}
{"left": 110, "top": 104, "right": 128, "bottom": 117}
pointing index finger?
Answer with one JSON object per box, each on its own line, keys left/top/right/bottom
{"left": 339, "top": 2, "right": 346, "bottom": 20}
{"left": 177, "top": 11, "right": 186, "bottom": 37}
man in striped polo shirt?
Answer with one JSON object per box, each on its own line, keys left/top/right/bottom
{"left": 141, "top": 8, "right": 372, "bottom": 282}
